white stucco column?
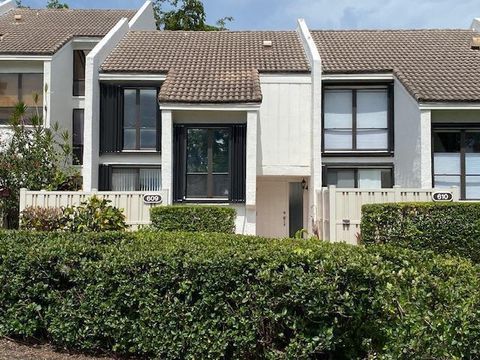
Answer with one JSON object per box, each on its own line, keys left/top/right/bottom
{"left": 83, "top": 19, "right": 129, "bottom": 191}
{"left": 245, "top": 110, "right": 258, "bottom": 235}
{"left": 161, "top": 109, "right": 173, "bottom": 204}
{"left": 297, "top": 18, "right": 322, "bottom": 235}
{"left": 420, "top": 109, "right": 432, "bottom": 188}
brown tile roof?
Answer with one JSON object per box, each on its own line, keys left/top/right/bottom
{"left": 101, "top": 30, "right": 310, "bottom": 103}
{"left": 312, "top": 29, "right": 480, "bottom": 103}
{"left": 0, "top": 8, "right": 136, "bottom": 55}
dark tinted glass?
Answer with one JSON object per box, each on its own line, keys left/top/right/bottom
{"left": 187, "top": 128, "right": 208, "bottom": 172}
{"left": 433, "top": 132, "right": 460, "bottom": 152}
{"left": 213, "top": 129, "right": 230, "bottom": 172}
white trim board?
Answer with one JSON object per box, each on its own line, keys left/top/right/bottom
{"left": 0, "top": 55, "right": 52, "bottom": 61}
{"left": 99, "top": 73, "right": 166, "bottom": 81}
{"left": 322, "top": 73, "right": 394, "bottom": 81}
{"left": 160, "top": 103, "right": 261, "bottom": 111}
{"left": 419, "top": 102, "right": 480, "bottom": 110}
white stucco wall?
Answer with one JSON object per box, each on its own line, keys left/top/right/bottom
{"left": 432, "top": 110, "right": 480, "bottom": 123}
{"left": 48, "top": 42, "right": 73, "bottom": 134}
{"left": 129, "top": 1, "right": 156, "bottom": 31}
{"left": 258, "top": 75, "right": 312, "bottom": 176}
{"left": 393, "top": 78, "right": 427, "bottom": 187}
{"left": 83, "top": 18, "right": 130, "bottom": 191}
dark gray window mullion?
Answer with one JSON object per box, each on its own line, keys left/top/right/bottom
{"left": 135, "top": 89, "right": 141, "bottom": 150}
{"left": 461, "top": 131, "right": 466, "bottom": 199}
{"left": 352, "top": 90, "right": 357, "bottom": 151}
{"left": 18, "top": 74, "right": 22, "bottom": 102}
{"left": 207, "top": 130, "right": 214, "bottom": 198}
{"left": 354, "top": 168, "right": 359, "bottom": 188}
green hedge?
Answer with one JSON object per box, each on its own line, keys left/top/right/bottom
{"left": 0, "top": 231, "right": 479, "bottom": 359}
{"left": 150, "top": 205, "right": 236, "bottom": 233}
{"left": 361, "top": 202, "right": 480, "bottom": 262}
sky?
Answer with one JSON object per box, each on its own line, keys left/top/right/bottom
{"left": 19, "top": 0, "right": 480, "bottom": 31}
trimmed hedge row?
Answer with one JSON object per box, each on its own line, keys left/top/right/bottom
{"left": 0, "top": 231, "right": 480, "bottom": 359}
{"left": 150, "top": 205, "right": 236, "bottom": 233}
{"left": 361, "top": 202, "right": 480, "bottom": 262}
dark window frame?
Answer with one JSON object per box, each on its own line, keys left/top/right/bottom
{"left": 72, "top": 109, "right": 84, "bottom": 165}
{"left": 173, "top": 123, "right": 246, "bottom": 204}
{"left": 122, "top": 86, "right": 159, "bottom": 151}
{"left": 322, "top": 163, "right": 395, "bottom": 188}
{"left": 73, "top": 50, "right": 87, "bottom": 96}
{"left": 184, "top": 125, "right": 232, "bottom": 200}
{"left": 432, "top": 124, "right": 480, "bottom": 200}
{"left": 322, "top": 82, "right": 394, "bottom": 156}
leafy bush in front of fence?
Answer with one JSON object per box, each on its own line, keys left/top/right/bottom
{"left": 0, "top": 230, "right": 479, "bottom": 359}
{"left": 361, "top": 202, "right": 480, "bottom": 262}
{"left": 19, "top": 196, "right": 127, "bottom": 233}
{"left": 20, "top": 206, "right": 65, "bottom": 231}
{"left": 150, "top": 205, "right": 236, "bottom": 233}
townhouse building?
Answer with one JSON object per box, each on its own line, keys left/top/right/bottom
{"left": 1, "top": 0, "right": 480, "bottom": 238}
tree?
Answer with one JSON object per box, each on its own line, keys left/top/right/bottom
{"left": 46, "top": 0, "right": 69, "bottom": 9}
{"left": 0, "top": 100, "right": 80, "bottom": 229}
{"left": 153, "top": 0, "right": 233, "bottom": 31}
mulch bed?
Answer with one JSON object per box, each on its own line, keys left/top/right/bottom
{"left": 0, "top": 338, "right": 117, "bottom": 360}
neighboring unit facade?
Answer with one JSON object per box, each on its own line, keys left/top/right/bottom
{"left": 1, "top": 0, "right": 480, "bottom": 238}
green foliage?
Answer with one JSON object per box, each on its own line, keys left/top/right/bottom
{"left": 0, "top": 231, "right": 479, "bottom": 358}
{"left": 361, "top": 202, "right": 480, "bottom": 262}
{"left": 20, "top": 206, "right": 64, "bottom": 231}
{"left": 62, "top": 196, "right": 127, "bottom": 232}
{"left": 0, "top": 101, "right": 80, "bottom": 229}
{"left": 150, "top": 205, "right": 236, "bottom": 233}
{"left": 153, "top": 0, "right": 233, "bottom": 30}
{"left": 46, "top": 0, "right": 68, "bottom": 8}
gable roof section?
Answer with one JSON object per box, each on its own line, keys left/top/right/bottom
{"left": 101, "top": 31, "right": 310, "bottom": 104}
{"left": 312, "top": 29, "right": 480, "bottom": 103}
{"left": 0, "top": 8, "right": 136, "bottom": 55}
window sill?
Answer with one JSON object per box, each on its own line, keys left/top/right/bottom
{"left": 323, "top": 151, "right": 394, "bottom": 157}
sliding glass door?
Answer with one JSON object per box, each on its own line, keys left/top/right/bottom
{"left": 433, "top": 129, "right": 480, "bottom": 199}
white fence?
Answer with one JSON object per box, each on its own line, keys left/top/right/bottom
{"left": 317, "top": 186, "right": 461, "bottom": 244}
{"left": 19, "top": 189, "right": 170, "bottom": 228}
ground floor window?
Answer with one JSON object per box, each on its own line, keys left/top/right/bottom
{"left": 173, "top": 124, "right": 246, "bottom": 203}
{"left": 111, "top": 167, "right": 161, "bottom": 191}
{"left": 325, "top": 167, "right": 393, "bottom": 188}
{"left": 433, "top": 128, "right": 480, "bottom": 199}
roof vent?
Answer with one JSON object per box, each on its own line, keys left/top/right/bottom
{"left": 14, "top": 14, "right": 22, "bottom": 22}
{"left": 472, "top": 35, "right": 480, "bottom": 49}
{"left": 263, "top": 40, "right": 273, "bottom": 48}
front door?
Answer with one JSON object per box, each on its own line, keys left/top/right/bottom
{"left": 256, "top": 179, "right": 289, "bottom": 238}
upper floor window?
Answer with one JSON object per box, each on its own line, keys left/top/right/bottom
{"left": 0, "top": 73, "right": 43, "bottom": 125}
{"left": 73, "top": 50, "right": 87, "bottom": 96}
{"left": 323, "top": 86, "right": 392, "bottom": 152}
{"left": 99, "top": 84, "right": 161, "bottom": 153}
{"left": 123, "top": 88, "right": 158, "bottom": 150}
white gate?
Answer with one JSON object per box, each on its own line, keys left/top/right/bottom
{"left": 317, "top": 185, "right": 460, "bottom": 244}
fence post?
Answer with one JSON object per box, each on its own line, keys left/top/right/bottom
{"left": 393, "top": 185, "right": 401, "bottom": 202}
{"left": 328, "top": 185, "right": 336, "bottom": 242}
{"left": 451, "top": 186, "right": 460, "bottom": 201}
{"left": 19, "top": 188, "right": 27, "bottom": 217}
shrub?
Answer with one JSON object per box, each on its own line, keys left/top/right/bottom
{"left": 63, "top": 196, "right": 127, "bottom": 232}
{"left": 361, "top": 202, "right": 480, "bottom": 262}
{"left": 0, "top": 231, "right": 479, "bottom": 359}
{"left": 150, "top": 205, "right": 236, "bottom": 233}
{"left": 20, "top": 206, "right": 64, "bottom": 231}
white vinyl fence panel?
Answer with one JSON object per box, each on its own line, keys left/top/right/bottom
{"left": 317, "top": 185, "right": 461, "bottom": 244}
{"left": 19, "top": 189, "right": 169, "bottom": 228}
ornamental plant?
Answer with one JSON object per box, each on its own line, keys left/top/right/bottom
{"left": 0, "top": 99, "right": 80, "bottom": 228}
{"left": 62, "top": 196, "right": 127, "bottom": 232}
